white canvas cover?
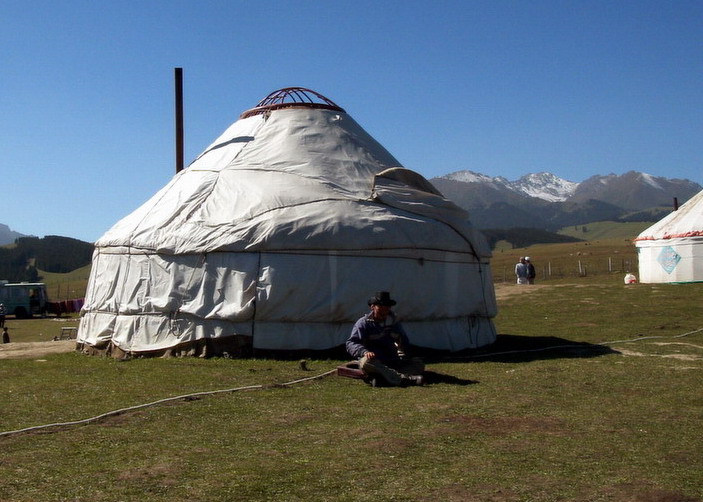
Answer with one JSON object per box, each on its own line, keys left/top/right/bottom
{"left": 77, "top": 90, "right": 498, "bottom": 357}
{"left": 634, "top": 189, "right": 703, "bottom": 283}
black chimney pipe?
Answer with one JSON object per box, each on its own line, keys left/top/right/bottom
{"left": 175, "top": 68, "right": 184, "bottom": 173}
{"left": 673, "top": 197, "right": 679, "bottom": 211}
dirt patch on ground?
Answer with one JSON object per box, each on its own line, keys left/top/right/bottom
{"left": 438, "top": 415, "right": 569, "bottom": 437}
{"left": 493, "top": 283, "right": 546, "bottom": 300}
{"left": 587, "top": 482, "right": 702, "bottom": 502}
{"left": 0, "top": 340, "right": 76, "bottom": 359}
{"left": 618, "top": 347, "right": 702, "bottom": 361}
{"left": 423, "top": 483, "right": 520, "bottom": 502}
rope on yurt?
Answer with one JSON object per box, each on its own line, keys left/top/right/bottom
{"left": 251, "top": 250, "right": 263, "bottom": 343}
{"left": 0, "top": 368, "right": 337, "bottom": 439}
{"left": 190, "top": 111, "right": 267, "bottom": 165}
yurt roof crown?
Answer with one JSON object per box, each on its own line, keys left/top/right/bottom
{"left": 240, "top": 87, "right": 346, "bottom": 119}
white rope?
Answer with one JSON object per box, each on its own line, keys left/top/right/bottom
{"left": 598, "top": 327, "right": 703, "bottom": 345}
{"left": 0, "top": 369, "right": 336, "bottom": 438}
{"left": 3, "top": 328, "right": 701, "bottom": 438}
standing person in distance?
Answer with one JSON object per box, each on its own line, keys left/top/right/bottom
{"left": 525, "top": 257, "right": 536, "bottom": 285}
{"left": 515, "top": 257, "right": 529, "bottom": 285}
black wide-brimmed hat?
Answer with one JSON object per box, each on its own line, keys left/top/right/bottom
{"left": 368, "top": 291, "right": 396, "bottom": 307}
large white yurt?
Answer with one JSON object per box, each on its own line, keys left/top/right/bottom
{"left": 76, "top": 88, "right": 498, "bottom": 357}
{"left": 634, "top": 189, "right": 703, "bottom": 283}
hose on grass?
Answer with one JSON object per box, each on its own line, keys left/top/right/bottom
{"left": 1, "top": 328, "right": 701, "bottom": 439}
{"left": 597, "top": 326, "right": 703, "bottom": 345}
{"left": 0, "top": 369, "right": 336, "bottom": 438}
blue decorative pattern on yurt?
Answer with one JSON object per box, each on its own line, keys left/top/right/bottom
{"left": 657, "top": 246, "right": 681, "bottom": 274}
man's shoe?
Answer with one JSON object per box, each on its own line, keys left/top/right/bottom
{"left": 407, "top": 375, "right": 424, "bottom": 386}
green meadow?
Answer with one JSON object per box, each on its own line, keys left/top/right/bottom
{"left": 40, "top": 264, "right": 91, "bottom": 301}
{"left": 1, "top": 235, "right": 701, "bottom": 501}
{"left": 491, "top": 227, "right": 640, "bottom": 284}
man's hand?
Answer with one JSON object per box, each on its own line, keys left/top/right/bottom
{"left": 365, "top": 351, "right": 376, "bottom": 360}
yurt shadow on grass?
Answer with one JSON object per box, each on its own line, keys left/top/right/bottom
{"left": 432, "top": 334, "right": 619, "bottom": 363}
{"left": 76, "top": 88, "right": 498, "bottom": 359}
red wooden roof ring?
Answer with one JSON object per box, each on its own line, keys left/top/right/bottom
{"left": 240, "top": 87, "right": 345, "bottom": 118}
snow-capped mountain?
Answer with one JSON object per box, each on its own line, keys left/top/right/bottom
{"left": 431, "top": 170, "right": 702, "bottom": 230}
{"left": 441, "top": 170, "right": 502, "bottom": 185}
{"left": 440, "top": 170, "right": 578, "bottom": 202}
{"left": 569, "top": 171, "right": 699, "bottom": 210}
{"left": 509, "top": 172, "right": 579, "bottom": 202}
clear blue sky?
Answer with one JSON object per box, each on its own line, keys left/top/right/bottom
{"left": 2, "top": 0, "right": 702, "bottom": 243}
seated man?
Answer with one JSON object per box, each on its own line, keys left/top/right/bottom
{"left": 346, "top": 291, "right": 425, "bottom": 386}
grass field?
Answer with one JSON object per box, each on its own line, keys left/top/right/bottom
{"left": 491, "top": 221, "right": 650, "bottom": 284}
{"left": 1, "top": 270, "right": 701, "bottom": 501}
{"left": 490, "top": 236, "right": 640, "bottom": 284}
{"left": 0, "top": 315, "right": 80, "bottom": 343}
{"left": 557, "top": 221, "right": 652, "bottom": 241}
{"left": 40, "top": 264, "right": 91, "bottom": 301}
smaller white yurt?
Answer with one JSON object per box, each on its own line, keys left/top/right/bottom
{"left": 634, "top": 189, "right": 703, "bottom": 283}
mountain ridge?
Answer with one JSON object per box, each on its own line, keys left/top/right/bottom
{"left": 2, "top": 170, "right": 700, "bottom": 241}
{"left": 0, "top": 223, "right": 27, "bottom": 247}
{"left": 441, "top": 170, "right": 579, "bottom": 202}
{"left": 433, "top": 170, "right": 701, "bottom": 230}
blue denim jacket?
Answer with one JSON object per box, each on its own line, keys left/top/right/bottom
{"left": 346, "top": 312, "right": 410, "bottom": 362}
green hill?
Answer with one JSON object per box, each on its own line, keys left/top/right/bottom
{"left": 41, "top": 264, "right": 91, "bottom": 300}
{"left": 558, "top": 221, "right": 652, "bottom": 241}
{"left": 490, "top": 235, "right": 639, "bottom": 283}
{"left": 0, "top": 236, "right": 93, "bottom": 283}
{"left": 481, "top": 227, "right": 582, "bottom": 250}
